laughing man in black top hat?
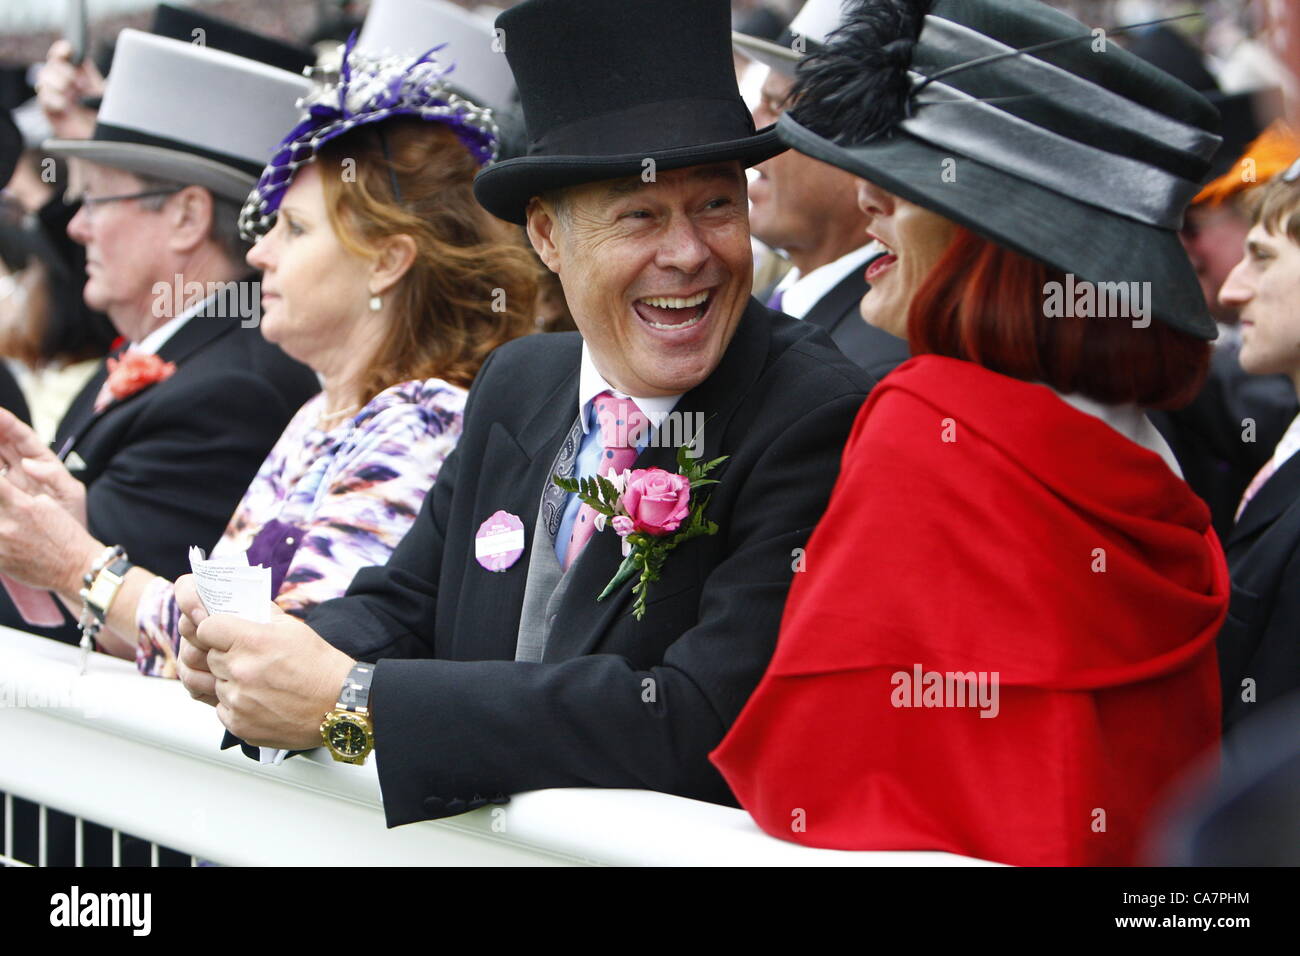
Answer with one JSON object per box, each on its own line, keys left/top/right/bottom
{"left": 175, "top": 0, "right": 874, "bottom": 825}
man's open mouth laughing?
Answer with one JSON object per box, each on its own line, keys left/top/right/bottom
{"left": 632, "top": 289, "right": 712, "bottom": 334}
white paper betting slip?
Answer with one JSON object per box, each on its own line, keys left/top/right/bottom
{"left": 187, "top": 547, "right": 286, "bottom": 764}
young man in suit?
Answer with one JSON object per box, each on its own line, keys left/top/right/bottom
{"left": 175, "top": 0, "right": 874, "bottom": 826}
{"left": 733, "top": 0, "right": 910, "bottom": 380}
{"left": 0, "top": 32, "right": 319, "bottom": 646}
{"left": 1215, "top": 164, "right": 1300, "bottom": 742}
{"left": 1150, "top": 124, "right": 1300, "bottom": 541}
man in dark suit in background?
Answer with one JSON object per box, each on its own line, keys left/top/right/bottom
{"left": 733, "top": 0, "right": 910, "bottom": 380}
{"left": 176, "top": 0, "right": 872, "bottom": 826}
{"left": 0, "top": 30, "right": 318, "bottom": 645}
{"left": 1213, "top": 166, "right": 1300, "bottom": 744}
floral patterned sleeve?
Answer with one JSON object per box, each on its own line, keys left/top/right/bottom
{"left": 273, "top": 386, "right": 465, "bottom": 615}
{"left": 135, "top": 381, "right": 466, "bottom": 678}
{"left": 136, "top": 574, "right": 187, "bottom": 678}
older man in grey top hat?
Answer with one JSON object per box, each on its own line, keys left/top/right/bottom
{"left": 0, "top": 31, "right": 319, "bottom": 647}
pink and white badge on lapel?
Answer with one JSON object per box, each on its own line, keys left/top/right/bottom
{"left": 474, "top": 510, "right": 525, "bottom": 572}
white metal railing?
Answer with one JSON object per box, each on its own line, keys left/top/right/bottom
{"left": 0, "top": 625, "right": 995, "bottom": 866}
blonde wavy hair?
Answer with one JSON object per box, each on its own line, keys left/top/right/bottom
{"left": 317, "top": 119, "right": 541, "bottom": 399}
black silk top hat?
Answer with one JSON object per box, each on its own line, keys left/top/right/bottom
{"left": 779, "top": 0, "right": 1224, "bottom": 339}
{"left": 150, "top": 3, "right": 316, "bottom": 76}
{"left": 472, "top": 0, "right": 786, "bottom": 224}
{"left": 45, "top": 30, "right": 310, "bottom": 202}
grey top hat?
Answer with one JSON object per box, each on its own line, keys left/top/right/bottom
{"left": 45, "top": 30, "right": 311, "bottom": 201}
{"left": 732, "top": 0, "right": 850, "bottom": 76}
{"left": 356, "top": 0, "right": 516, "bottom": 111}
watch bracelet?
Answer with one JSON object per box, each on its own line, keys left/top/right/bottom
{"left": 77, "top": 545, "right": 130, "bottom": 646}
{"left": 337, "top": 662, "right": 375, "bottom": 714}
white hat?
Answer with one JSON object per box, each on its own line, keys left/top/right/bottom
{"left": 356, "top": 0, "right": 516, "bottom": 110}
{"left": 732, "top": 0, "right": 850, "bottom": 76}
{"left": 44, "top": 30, "right": 311, "bottom": 201}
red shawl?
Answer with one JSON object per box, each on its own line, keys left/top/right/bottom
{"left": 711, "top": 355, "right": 1228, "bottom": 866}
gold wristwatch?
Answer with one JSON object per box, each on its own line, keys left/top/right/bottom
{"left": 320, "top": 663, "right": 375, "bottom": 765}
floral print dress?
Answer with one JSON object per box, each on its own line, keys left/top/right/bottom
{"left": 135, "top": 378, "right": 466, "bottom": 677}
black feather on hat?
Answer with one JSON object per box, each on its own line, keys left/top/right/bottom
{"left": 788, "top": 0, "right": 930, "bottom": 144}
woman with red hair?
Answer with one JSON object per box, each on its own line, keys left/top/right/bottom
{"left": 710, "top": 0, "right": 1230, "bottom": 866}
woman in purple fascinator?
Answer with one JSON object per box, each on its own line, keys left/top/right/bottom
{"left": 4, "top": 37, "right": 542, "bottom": 679}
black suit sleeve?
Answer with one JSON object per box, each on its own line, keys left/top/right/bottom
{"left": 316, "top": 388, "right": 864, "bottom": 826}
{"left": 84, "top": 369, "right": 301, "bottom": 579}
{"left": 1227, "top": 545, "right": 1300, "bottom": 736}
{"left": 0, "top": 364, "right": 29, "bottom": 425}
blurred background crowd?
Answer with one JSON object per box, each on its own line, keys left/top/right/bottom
{"left": 1, "top": 0, "right": 1294, "bottom": 440}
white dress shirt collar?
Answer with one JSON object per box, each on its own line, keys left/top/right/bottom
{"left": 1052, "top": 389, "right": 1183, "bottom": 478}
{"left": 577, "top": 342, "right": 682, "bottom": 434}
{"left": 1269, "top": 411, "right": 1300, "bottom": 473}
{"left": 132, "top": 296, "right": 208, "bottom": 355}
{"left": 771, "top": 241, "right": 883, "bottom": 320}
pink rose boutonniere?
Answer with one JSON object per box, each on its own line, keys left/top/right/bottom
{"left": 96, "top": 350, "right": 177, "bottom": 411}
{"left": 554, "top": 440, "right": 727, "bottom": 620}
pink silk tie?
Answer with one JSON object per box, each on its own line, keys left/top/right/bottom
{"left": 562, "top": 390, "right": 648, "bottom": 571}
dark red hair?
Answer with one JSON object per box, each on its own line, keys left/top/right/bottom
{"left": 907, "top": 227, "right": 1209, "bottom": 410}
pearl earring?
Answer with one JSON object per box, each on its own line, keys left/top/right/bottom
{"left": 369, "top": 294, "right": 382, "bottom": 312}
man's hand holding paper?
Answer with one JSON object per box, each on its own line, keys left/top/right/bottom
{"left": 176, "top": 561, "right": 354, "bottom": 750}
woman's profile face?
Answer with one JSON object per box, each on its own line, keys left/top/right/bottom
{"left": 854, "top": 178, "right": 958, "bottom": 338}
{"left": 245, "top": 163, "right": 376, "bottom": 372}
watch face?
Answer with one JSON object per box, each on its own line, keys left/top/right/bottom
{"left": 327, "top": 718, "right": 368, "bottom": 757}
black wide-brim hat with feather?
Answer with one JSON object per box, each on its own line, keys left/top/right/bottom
{"left": 780, "top": 0, "right": 1223, "bottom": 339}
{"left": 473, "top": 0, "right": 785, "bottom": 225}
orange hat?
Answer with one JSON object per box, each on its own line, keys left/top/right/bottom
{"left": 1194, "top": 120, "right": 1300, "bottom": 206}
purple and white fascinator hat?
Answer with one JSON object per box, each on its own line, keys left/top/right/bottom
{"left": 238, "top": 35, "right": 500, "bottom": 240}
